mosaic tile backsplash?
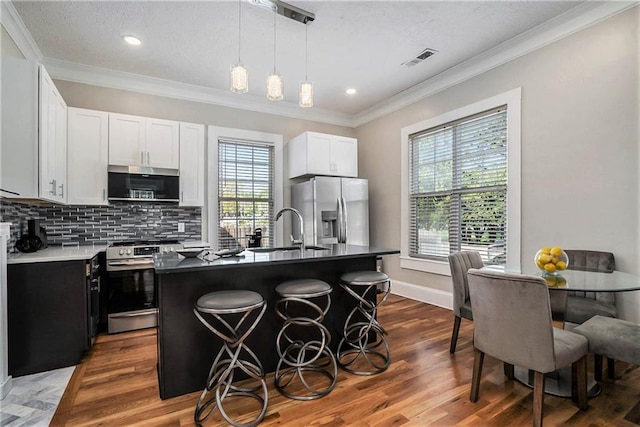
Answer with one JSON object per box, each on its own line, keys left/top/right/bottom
{"left": 0, "top": 200, "right": 202, "bottom": 253}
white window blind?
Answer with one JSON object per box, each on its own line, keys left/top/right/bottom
{"left": 218, "top": 139, "right": 274, "bottom": 249}
{"left": 409, "top": 107, "right": 507, "bottom": 264}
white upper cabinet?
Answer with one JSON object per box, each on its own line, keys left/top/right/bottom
{"left": 67, "top": 108, "right": 109, "bottom": 205}
{"left": 108, "top": 113, "right": 145, "bottom": 167}
{"left": 146, "top": 118, "right": 180, "bottom": 169}
{"left": 39, "top": 65, "right": 67, "bottom": 203}
{"left": 288, "top": 131, "right": 358, "bottom": 179}
{"left": 179, "top": 122, "right": 205, "bottom": 207}
{"left": 1, "top": 58, "right": 39, "bottom": 199}
{"left": 109, "top": 113, "right": 179, "bottom": 169}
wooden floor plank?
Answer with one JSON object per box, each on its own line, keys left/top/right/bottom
{"left": 53, "top": 294, "right": 640, "bottom": 426}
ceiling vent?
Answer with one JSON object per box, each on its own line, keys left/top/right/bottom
{"left": 402, "top": 48, "right": 438, "bottom": 67}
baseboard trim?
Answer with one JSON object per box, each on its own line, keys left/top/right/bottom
{"left": 390, "top": 279, "right": 453, "bottom": 311}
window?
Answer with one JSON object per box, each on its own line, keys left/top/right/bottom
{"left": 208, "top": 127, "right": 283, "bottom": 250}
{"left": 218, "top": 139, "right": 274, "bottom": 249}
{"left": 401, "top": 89, "right": 521, "bottom": 274}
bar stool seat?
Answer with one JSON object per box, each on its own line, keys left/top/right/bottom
{"left": 193, "top": 290, "right": 268, "bottom": 427}
{"left": 337, "top": 270, "right": 391, "bottom": 375}
{"left": 275, "top": 279, "right": 337, "bottom": 400}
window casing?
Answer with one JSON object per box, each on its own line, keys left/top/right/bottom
{"left": 207, "top": 126, "right": 283, "bottom": 250}
{"left": 409, "top": 108, "right": 507, "bottom": 264}
{"left": 400, "top": 89, "right": 521, "bottom": 275}
{"left": 218, "top": 139, "right": 274, "bottom": 249}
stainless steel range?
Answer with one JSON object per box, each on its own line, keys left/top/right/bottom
{"left": 106, "top": 240, "right": 183, "bottom": 333}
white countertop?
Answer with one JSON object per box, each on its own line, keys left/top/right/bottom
{"left": 7, "top": 244, "right": 108, "bottom": 264}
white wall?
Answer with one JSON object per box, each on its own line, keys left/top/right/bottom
{"left": 356, "top": 7, "right": 640, "bottom": 320}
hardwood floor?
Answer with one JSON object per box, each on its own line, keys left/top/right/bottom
{"left": 51, "top": 294, "right": 640, "bottom": 426}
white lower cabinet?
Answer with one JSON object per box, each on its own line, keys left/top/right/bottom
{"left": 67, "top": 108, "right": 109, "bottom": 205}
{"left": 179, "top": 122, "right": 205, "bottom": 207}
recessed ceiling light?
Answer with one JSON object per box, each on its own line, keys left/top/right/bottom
{"left": 346, "top": 88, "right": 357, "bottom": 95}
{"left": 123, "top": 35, "right": 142, "bottom": 46}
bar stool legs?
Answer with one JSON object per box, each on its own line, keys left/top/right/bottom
{"left": 337, "top": 271, "right": 391, "bottom": 375}
{"left": 193, "top": 290, "right": 268, "bottom": 427}
{"left": 275, "top": 279, "right": 337, "bottom": 400}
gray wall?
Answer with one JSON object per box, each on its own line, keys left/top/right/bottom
{"left": 356, "top": 7, "right": 639, "bottom": 319}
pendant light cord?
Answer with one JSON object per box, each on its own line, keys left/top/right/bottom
{"left": 305, "top": 25, "right": 308, "bottom": 81}
{"left": 273, "top": 5, "right": 277, "bottom": 73}
{"left": 238, "top": 0, "right": 242, "bottom": 63}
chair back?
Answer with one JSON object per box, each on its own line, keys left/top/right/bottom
{"left": 467, "top": 269, "right": 557, "bottom": 373}
{"left": 565, "top": 250, "right": 615, "bottom": 301}
{"left": 448, "top": 251, "right": 484, "bottom": 317}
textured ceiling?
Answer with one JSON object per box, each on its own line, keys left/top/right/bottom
{"left": 12, "top": 0, "right": 585, "bottom": 115}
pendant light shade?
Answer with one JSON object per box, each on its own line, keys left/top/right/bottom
{"left": 267, "top": 73, "right": 284, "bottom": 101}
{"left": 299, "top": 25, "right": 313, "bottom": 108}
{"left": 230, "top": 64, "right": 248, "bottom": 93}
{"left": 299, "top": 81, "right": 313, "bottom": 108}
{"left": 230, "top": 0, "right": 248, "bottom": 94}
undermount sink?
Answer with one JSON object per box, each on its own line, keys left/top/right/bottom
{"left": 248, "top": 245, "right": 330, "bottom": 253}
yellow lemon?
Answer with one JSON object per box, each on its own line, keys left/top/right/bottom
{"left": 540, "top": 247, "right": 551, "bottom": 255}
{"left": 538, "top": 254, "right": 551, "bottom": 264}
{"left": 556, "top": 261, "right": 567, "bottom": 271}
{"left": 544, "top": 263, "right": 556, "bottom": 273}
{"left": 551, "top": 256, "right": 558, "bottom": 264}
{"left": 550, "top": 247, "right": 563, "bottom": 257}
{"left": 536, "top": 260, "right": 545, "bottom": 269}
{"left": 545, "top": 276, "right": 557, "bottom": 287}
{"left": 556, "top": 277, "right": 567, "bottom": 287}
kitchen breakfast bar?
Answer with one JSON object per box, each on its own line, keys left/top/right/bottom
{"left": 154, "top": 244, "right": 399, "bottom": 399}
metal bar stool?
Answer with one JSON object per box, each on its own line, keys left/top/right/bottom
{"left": 193, "top": 290, "right": 268, "bottom": 427}
{"left": 337, "top": 270, "right": 391, "bottom": 375}
{"left": 274, "top": 279, "right": 337, "bottom": 400}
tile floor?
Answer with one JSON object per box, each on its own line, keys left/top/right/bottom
{"left": 0, "top": 367, "right": 74, "bottom": 426}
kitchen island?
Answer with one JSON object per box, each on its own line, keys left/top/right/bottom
{"left": 154, "top": 244, "right": 398, "bottom": 399}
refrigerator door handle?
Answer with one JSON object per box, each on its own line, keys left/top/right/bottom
{"left": 336, "top": 197, "right": 343, "bottom": 243}
{"left": 340, "top": 196, "right": 348, "bottom": 244}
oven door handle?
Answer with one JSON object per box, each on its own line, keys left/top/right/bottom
{"left": 109, "top": 309, "right": 157, "bottom": 318}
{"left": 107, "top": 262, "right": 155, "bottom": 272}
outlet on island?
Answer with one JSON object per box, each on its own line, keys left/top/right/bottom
{"left": 178, "top": 223, "right": 185, "bottom": 232}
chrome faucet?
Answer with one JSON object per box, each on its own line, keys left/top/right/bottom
{"left": 275, "top": 207, "right": 305, "bottom": 251}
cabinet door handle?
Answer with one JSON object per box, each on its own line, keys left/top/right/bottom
{"left": 147, "top": 151, "right": 150, "bottom": 165}
{"left": 180, "top": 191, "right": 183, "bottom": 202}
{"left": 50, "top": 179, "right": 56, "bottom": 195}
{"left": 58, "top": 183, "right": 64, "bottom": 197}
{"left": 140, "top": 151, "right": 144, "bottom": 165}
{"left": 103, "top": 188, "right": 106, "bottom": 200}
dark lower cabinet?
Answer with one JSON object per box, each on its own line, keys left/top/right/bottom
{"left": 8, "top": 260, "right": 88, "bottom": 377}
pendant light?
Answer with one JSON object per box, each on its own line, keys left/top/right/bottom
{"left": 266, "top": 4, "right": 283, "bottom": 101}
{"left": 298, "top": 25, "right": 313, "bottom": 108}
{"left": 230, "top": 0, "right": 248, "bottom": 93}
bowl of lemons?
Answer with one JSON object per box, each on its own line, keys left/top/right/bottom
{"left": 535, "top": 246, "right": 568, "bottom": 276}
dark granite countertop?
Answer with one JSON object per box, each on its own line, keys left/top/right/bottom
{"left": 154, "top": 244, "right": 399, "bottom": 274}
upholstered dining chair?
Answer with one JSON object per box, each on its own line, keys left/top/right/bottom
{"left": 564, "top": 250, "right": 617, "bottom": 325}
{"left": 448, "top": 251, "right": 484, "bottom": 353}
{"left": 467, "top": 269, "right": 588, "bottom": 427}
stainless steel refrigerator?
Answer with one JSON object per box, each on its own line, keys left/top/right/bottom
{"left": 291, "top": 176, "right": 369, "bottom": 246}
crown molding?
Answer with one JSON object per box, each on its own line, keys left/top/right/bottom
{"left": 43, "top": 58, "right": 355, "bottom": 128}
{"left": 352, "top": 1, "right": 638, "bottom": 127}
{"left": 1, "top": 0, "right": 42, "bottom": 62}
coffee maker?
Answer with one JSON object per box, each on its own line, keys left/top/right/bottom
{"left": 27, "top": 219, "right": 48, "bottom": 249}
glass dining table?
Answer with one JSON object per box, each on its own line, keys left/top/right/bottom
{"left": 483, "top": 265, "right": 640, "bottom": 398}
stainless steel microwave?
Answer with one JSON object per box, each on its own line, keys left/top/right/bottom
{"left": 107, "top": 165, "right": 179, "bottom": 202}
